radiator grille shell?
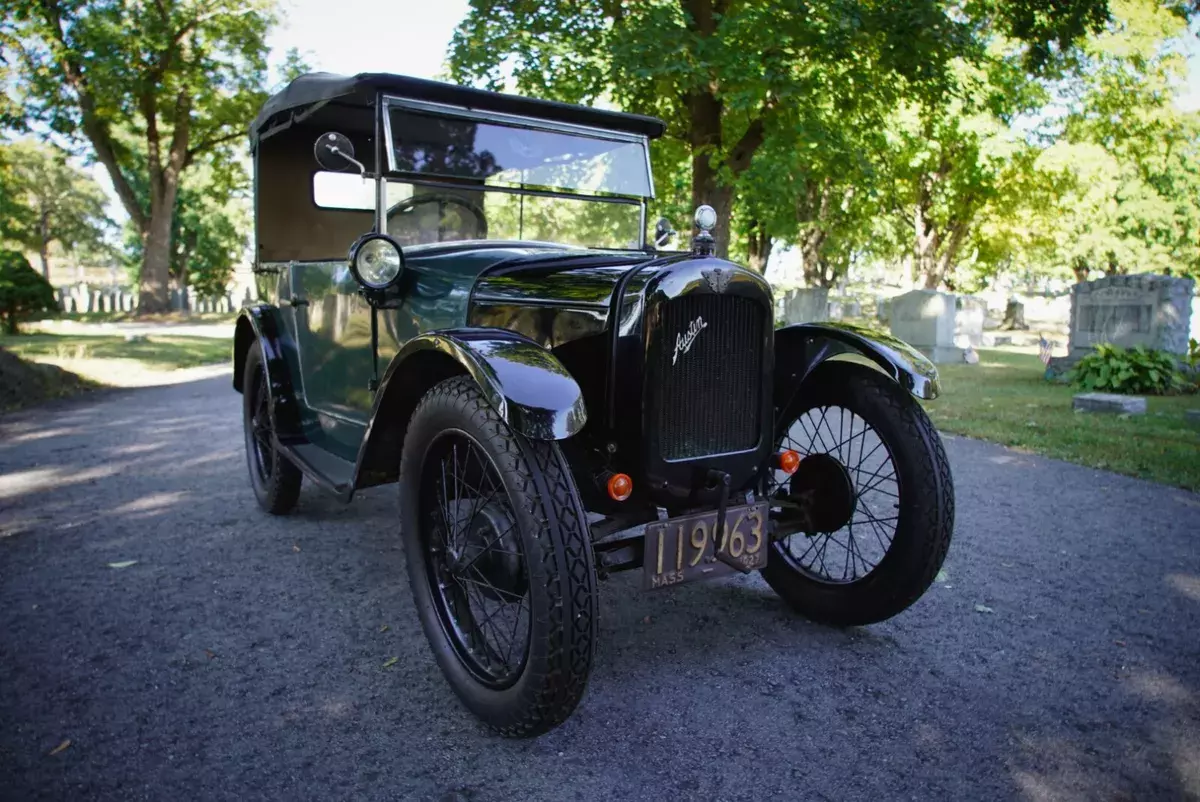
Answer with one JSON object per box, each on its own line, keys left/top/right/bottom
{"left": 647, "top": 294, "right": 766, "bottom": 461}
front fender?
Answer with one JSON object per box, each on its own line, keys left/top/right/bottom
{"left": 775, "top": 322, "right": 940, "bottom": 412}
{"left": 380, "top": 328, "right": 588, "bottom": 441}
{"left": 233, "top": 305, "right": 303, "bottom": 441}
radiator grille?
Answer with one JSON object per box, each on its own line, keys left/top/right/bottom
{"left": 650, "top": 294, "right": 765, "bottom": 460}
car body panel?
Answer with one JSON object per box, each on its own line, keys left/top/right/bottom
{"left": 774, "top": 322, "right": 941, "bottom": 425}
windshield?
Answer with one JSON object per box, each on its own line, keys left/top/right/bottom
{"left": 382, "top": 182, "right": 642, "bottom": 250}
{"left": 385, "top": 104, "right": 653, "bottom": 198}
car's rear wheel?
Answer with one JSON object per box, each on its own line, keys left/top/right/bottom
{"left": 242, "top": 342, "right": 302, "bottom": 515}
{"left": 399, "top": 376, "right": 597, "bottom": 737}
{"left": 761, "top": 362, "right": 954, "bottom": 626}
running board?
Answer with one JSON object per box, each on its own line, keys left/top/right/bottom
{"left": 278, "top": 442, "right": 356, "bottom": 502}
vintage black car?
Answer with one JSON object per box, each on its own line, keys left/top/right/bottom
{"left": 235, "top": 72, "right": 954, "bottom": 737}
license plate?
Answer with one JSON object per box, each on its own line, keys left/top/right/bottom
{"left": 643, "top": 502, "right": 769, "bottom": 590}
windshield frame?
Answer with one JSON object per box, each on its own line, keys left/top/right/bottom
{"left": 380, "top": 94, "right": 654, "bottom": 250}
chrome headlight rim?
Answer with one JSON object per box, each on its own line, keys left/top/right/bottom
{"left": 349, "top": 234, "right": 404, "bottom": 290}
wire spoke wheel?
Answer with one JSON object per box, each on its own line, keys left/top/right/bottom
{"left": 240, "top": 342, "right": 301, "bottom": 515}
{"left": 769, "top": 405, "right": 899, "bottom": 584}
{"left": 420, "top": 431, "right": 532, "bottom": 689}
{"left": 401, "top": 377, "right": 597, "bottom": 737}
{"left": 759, "top": 364, "right": 953, "bottom": 626}
{"left": 248, "top": 367, "right": 274, "bottom": 483}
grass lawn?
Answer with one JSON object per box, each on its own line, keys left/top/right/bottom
{"left": 926, "top": 349, "right": 1200, "bottom": 492}
{"left": 0, "top": 333, "right": 229, "bottom": 374}
{"left": 47, "top": 310, "right": 238, "bottom": 325}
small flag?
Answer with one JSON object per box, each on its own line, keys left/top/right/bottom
{"left": 1038, "top": 336, "right": 1053, "bottom": 366}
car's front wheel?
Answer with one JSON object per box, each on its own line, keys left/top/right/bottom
{"left": 762, "top": 362, "right": 954, "bottom": 626}
{"left": 242, "top": 341, "right": 302, "bottom": 515}
{"left": 399, "top": 376, "right": 597, "bottom": 737}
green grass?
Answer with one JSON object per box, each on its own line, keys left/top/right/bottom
{"left": 926, "top": 349, "right": 1200, "bottom": 492}
{"left": 49, "top": 310, "right": 238, "bottom": 324}
{"left": 0, "top": 333, "right": 229, "bottom": 371}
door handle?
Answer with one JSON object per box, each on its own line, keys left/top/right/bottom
{"left": 288, "top": 296, "right": 309, "bottom": 308}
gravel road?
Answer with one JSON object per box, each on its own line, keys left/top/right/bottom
{"left": 1, "top": 374, "right": 1198, "bottom": 801}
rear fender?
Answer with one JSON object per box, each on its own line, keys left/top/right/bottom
{"left": 232, "top": 306, "right": 303, "bottom": 441}
{"left": 774, "top": 322, "right": 940, "bottom": 421}
{"left": 353, "top": 328, "right": 587, "bottom": 490}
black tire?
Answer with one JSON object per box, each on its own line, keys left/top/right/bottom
{"left": 242, "top": 342, "right": 302, "bottom": 515}
{"left": 399, "top": 376, "right": 597, "bottom": 737}
{"left": 761, "top": 362, "right": 954, "bottom": 626}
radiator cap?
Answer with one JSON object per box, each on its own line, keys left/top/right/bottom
{"left": 691, "top": 204, "right": 716, "bottom": 255}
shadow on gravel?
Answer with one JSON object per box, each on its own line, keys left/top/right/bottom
{"left": 1, "top": 375, "right": 1198, "bottom": 801}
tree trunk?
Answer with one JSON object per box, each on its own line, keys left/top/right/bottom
{"left": 139, "top": 191, "right": 176, "bottom": 314}
{"left": 799, "top": 227, "right": 827, "bottom": 287}
{"left": 1071, "top": 258, "right": 1089, "bottom": 283}
{"left": 1000, "top": 299, "right": 1028, "bottom": 330}
{"left": 38, "top": 209, "right": 52, "bottom": 281}
{"left": 928, "top": 220, "right": 968, "bottom": 290}
{"left": 687, "top": 88, "right": 735, "bottom": 259}
{"left": 38, "top": 244, "right": 51, "bottom": 282}
{"left": 746, "top": 221, "right": 772, "bottom": 273}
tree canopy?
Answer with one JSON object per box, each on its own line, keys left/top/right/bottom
{"left": 0, "top": 139, "right": 113, "bottom": 280}
{"left": 1, "top": 0, "right": 276, "bottom": 312}
{"left": 0, "top": 249, "right": 57, "bottom": 334}
{"left": 449, "top": 0, "right": 1198, "bottom": 290}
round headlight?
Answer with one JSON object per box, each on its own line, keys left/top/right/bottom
{"left": 353, "top": 237, "right": 402, "bottom": 288}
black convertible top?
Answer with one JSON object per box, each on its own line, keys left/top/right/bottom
{"left": 251, "top": 72, "right": 666, "bottom": 146}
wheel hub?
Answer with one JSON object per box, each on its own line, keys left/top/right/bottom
{"left": 787, "top": 452, "right": 857, "bottom": 533}
{"left": 456, "top": 503, "right": 526, "bottom": 601}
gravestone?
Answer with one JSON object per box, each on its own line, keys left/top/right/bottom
{"left": 888, "top": 290, "right": 961, "bottom": 363}
{"left": 777, "top": 288, "right": 829, "bottom": 325}
{"left": 955, "top": 296, "right": 986, "bottom": 348}
{"left": 1000, "top": 298, "right": 1028, "bottom": 330}
{"left": 1048, "top": 274, "right": 1194, "bottom": 374}
{"left": 876, "top": 296, "right": 891, "bottom": 324}
{"left": 1073, "top": 392, "right": 1147, "bottom": 415}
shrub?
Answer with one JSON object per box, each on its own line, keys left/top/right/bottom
{"left": 1069, "top": 344, "right": 1184, "bottom": 395}
{"left": 0, "top": 250, "right": 57, "bottom": 334}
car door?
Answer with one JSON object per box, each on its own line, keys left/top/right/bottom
{"left": 286, "top": 260, "right": 374, "bottom": 460}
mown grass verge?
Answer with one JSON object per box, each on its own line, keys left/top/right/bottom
{"left": 926, "top": 349, "right": 1200, "bottom": 492}
{"left": 0, "top": 333, "right": 230, "bottom": 371}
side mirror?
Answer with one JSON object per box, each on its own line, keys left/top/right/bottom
{"left": 653, "top": 217, "right": 676, "bottom": 248}
{"left": 315, "top": 132, "right": 366, "bottom": 176}
{"left": 349, "top": 233, "right": 404, "bottom": 293}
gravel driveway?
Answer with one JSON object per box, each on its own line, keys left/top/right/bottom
{"left": 1, "top": 374, "right": 1198, "bottom": 801}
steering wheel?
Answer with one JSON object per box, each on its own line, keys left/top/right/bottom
{"left": 386, "top": 192, "right": 488, "bottom": 245}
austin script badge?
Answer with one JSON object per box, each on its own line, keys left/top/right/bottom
{"left": 672, "top": 316, "right": 708, "bottom": 365}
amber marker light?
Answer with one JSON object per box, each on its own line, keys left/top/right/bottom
{"left": 778, "top": 450, "right": 801, "bottom": 475}
{"left": 607, "top": 473, "right": 633, "bottom": 502}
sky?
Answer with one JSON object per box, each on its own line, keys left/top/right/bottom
{"left": 267, "top": 0, "right": 470, "bottom": 81}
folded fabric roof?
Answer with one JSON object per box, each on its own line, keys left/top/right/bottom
{"left": 250, "top": 72, "right": 666, "bottom": 148}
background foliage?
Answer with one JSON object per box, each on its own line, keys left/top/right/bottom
{"left": 0, "top": 249, "right": 58, "bottom": 334}
{"left": 1069, "top": 343, "right": 1188, "bottom": 394}
{"left": 450, "top": 0, "right": 1199, "bottom": 289}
